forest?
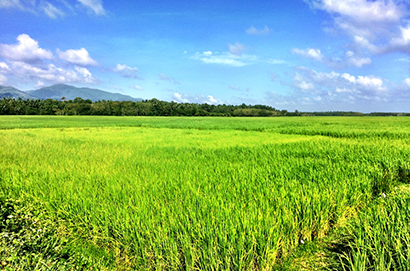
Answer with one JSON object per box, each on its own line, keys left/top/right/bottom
{"left": 1, "top": 97, "right": 409, "bottom": 116}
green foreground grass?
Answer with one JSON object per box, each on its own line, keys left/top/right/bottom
{"left": 0, "top": 116, "right": 410, "bottom": 270}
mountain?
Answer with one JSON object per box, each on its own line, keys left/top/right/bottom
{"left": 0, "top": 85, "right": 37, "bottom": 100}
{"left": 27, "top": 84, "right": 143, "bottom": 102}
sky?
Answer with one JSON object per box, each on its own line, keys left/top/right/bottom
{"left": 1, "top": 0, "right": 410, "bottom": 112}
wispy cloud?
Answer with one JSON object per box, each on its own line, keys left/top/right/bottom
{"left": 0, "top": 0, "right": 105, "bottom": 17}
{"left": 292, "top": 47, "right": 372, "bottom": 68}
{"left": 134, "top": 85, "right": 143, "bottom": 91}
{"left": 113, "top": 64, "right": 141, "bottom": 79}
{"left": 246, "top": 26, "right": 271, "bottom": 35}
{"left": 42, "top": 2, "right": 65, "bottom": 18}
{"left": 228, "top": 43, "right": 247, "bottom": 56}
{"left": 0, "top": 0, "right": 21, "bottom": 9}
{"left": 192, "top": 51, "right": 257, "bottom": 67}
{"left": 158, "top": 73, "right": 180, "bottom": 85}
{"left": 76, "top": 0, "right": 105, "bottom": 15}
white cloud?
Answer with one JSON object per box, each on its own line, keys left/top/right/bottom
{"left": 292, "top": 66, "right": 388, "bottom": 101}
{"left": 264, "top": 66, "right": 401, "bottom": 111}
{"left": 345, "top": 51, "right": 372, "bottom": 67}
{"left": 0, "top": 62, "right": 11, "bottom": 73}
{"left": 0, "top": 0, "right": 23, "bottom": 9}
{"left": 158, "top": 73, "right": 180, "bottom": 85}
{"left": 0, "top": 34, "right": 53, "bottom": 63}
{"left": 267, "top": 59, "right": 286, "bottom": 65}
{"left": 42, "top": 2, "right": 64, "bottom": 18}
{"left": 0, "top": 0, "right": 103, "bottom": 17}
{"left": 292, "top": 48, "right": 324, "bottom": 61}
{"left": 311, "top": 0, "right": 403, "bottom": 23}
{"left": 134, "top": 85, "right": 143, "bottom": 91}
{"left": 172, "top": 92, "right": 223, "bottom": 104}
{"left": 0, "top": 74, "right": 8, "bottom": 85}
{"left": 173, "top": 93, "right": 190, "bottom": 103}
{"left": 77, "top": 0, "right": 105, "bottom": 15}
{"left": 57, "top": 48, "right": 98, "bottom": 66}
{"left": 158, "top": 73, "right": 171, "bottom": 81}
{"left": 246, "top": 26, "right": 271, "bottom": 35}
{"left": 207, "top": 95, "right": 219, "bottom": 104}
{"left": 228, "top": 43, "right": 247, "bottom": 56}
{"left": 113, "top": 64, "right": 141, "bottom": 79}
{"left": 74, "top": 66, "right": 96, "bottom": 83}
{"left": 192, "top": 51, "right": 257, "bottom": 67}
{"left": 379, "top": 25, "right": 410, "bottom": 54}
{"left": 8, "top": 61, "right": 99, "bottom": 85}
{"left": 304, "top": 0, "right": 410, "bottom": 56}
{"left": 293, "top": 47, "right": 372, "bottom": 68}
{"left": 404, "top": 78, "right": 410, "bottom": 87}
{"left": 0, "top": 34, "right": 100, "bottom": 87}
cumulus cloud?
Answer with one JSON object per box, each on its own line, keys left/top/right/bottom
{"left": 172, "top": 92, "right": 223, "bottom": 104}
{"left": 304, "top": 0, "right": 410, "bottom": 56}
{"left": 76, "top": 0, "right": 105, "bottom": 15}
{"left": 8, "top": 61, "right": 99, "bottom": 84}
{"left": 246, "top": 26, "right": 271, "bottom": 35}
{"left": 307, "top": 0, "right": 403, "bottom": 23}
{"left": 263, "top": 66, "right": 409, "bottom": 112}
{"left": 113, "top": 64, "right": 141, "bottom": 79}
{"left": 0, "top": 34, "right": 53, "bottom": 63}
{"left": 378, "top": 25, "right": 410, "bottom": 54}
{"left": 57, "top": 48, "right": 98, "bottom": 66}
{"left": 0, "top": 34, "right": 100, "bottom": 86}
{"left": 292, "top": 66, "right": 388, "bottom": 103}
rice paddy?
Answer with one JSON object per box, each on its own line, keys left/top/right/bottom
{"left": 0, "top": 116, "right": 409, "bottom": 270}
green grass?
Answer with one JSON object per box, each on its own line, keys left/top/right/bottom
{"left": 0, "top": 116, "right": 410, "bottom": 270}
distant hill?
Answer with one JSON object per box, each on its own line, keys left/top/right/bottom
{"left": 26, "top": 84, "right": 142, "bottom": 102}
{"left": 0, "top": 86, "right": 37, "bottom": 100}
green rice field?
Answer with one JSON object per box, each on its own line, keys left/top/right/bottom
{"left": 1, "top": 116, "right": 410, "bottom": 270}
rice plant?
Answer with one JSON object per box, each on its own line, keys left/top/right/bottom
{"left": 0, "top": 116, "right": 409, "bottom": 270}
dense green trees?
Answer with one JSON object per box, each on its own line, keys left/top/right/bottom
{"left": 0, "top": 97, "right": 287, "bottom": 116}
{"left": 0, "top": 97, "right": 408, "bottom": 116}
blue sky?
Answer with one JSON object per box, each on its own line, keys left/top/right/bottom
{"left": 1, "top": 0, "right": 410, "bottom": 112}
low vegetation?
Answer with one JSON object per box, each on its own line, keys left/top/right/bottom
{"left": 0, "top": 116, "right": 409, "bottom": 270}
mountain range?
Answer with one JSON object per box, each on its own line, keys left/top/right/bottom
{"left": 0, "top": 84, "right": 143, "bottom": 102}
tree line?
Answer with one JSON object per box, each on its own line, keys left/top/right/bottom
{"left": 0, "top": 97, "right": 293, "bottom": 116}
{"left": 1, "top": 97, "right": 408, "bottom": 116}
